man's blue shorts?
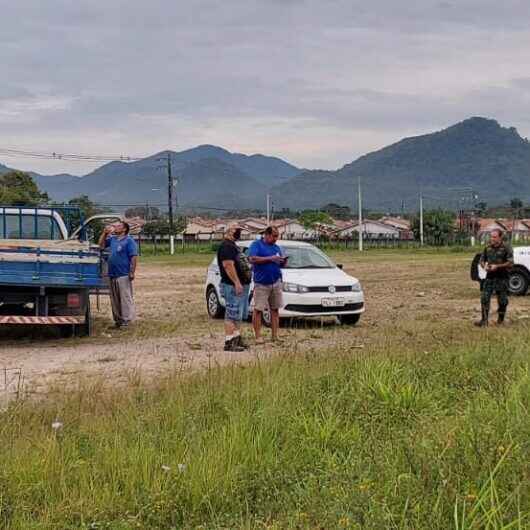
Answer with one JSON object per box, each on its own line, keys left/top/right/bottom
{"left": 221, "top": 283, "right": 250, "bottom": 322}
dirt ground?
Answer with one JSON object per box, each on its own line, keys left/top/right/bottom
{"left": 1, "top": 250, "right": 529, "bottom": 400}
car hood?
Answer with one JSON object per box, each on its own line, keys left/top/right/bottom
{"left": 282, "top": 267, "right": 359, "bottom": 286}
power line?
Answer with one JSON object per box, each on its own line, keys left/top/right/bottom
{"left": 57, "top": 201, "right": 239, "bottom": 212}
{"left": 0, "top": 147, "right": 144, "bottom": 163}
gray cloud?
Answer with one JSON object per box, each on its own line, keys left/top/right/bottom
{"left": 1, "top": 0, "right": 530, "bottom": 174}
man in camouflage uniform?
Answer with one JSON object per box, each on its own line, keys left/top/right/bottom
{"left": 475, "top": 229, "right": 513, "bottom": 327}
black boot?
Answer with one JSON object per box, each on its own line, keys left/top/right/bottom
{"left": 224, "top": 337, "right": 246, "bottom": 352}
{"left": 497, "top": 312, "right": 506, "bottom": 325}
{"left": 475, "top": 307, "right": 489, "bottom": 327}
{"left": 234, "top": 335, "right": 249, "bottom": 349}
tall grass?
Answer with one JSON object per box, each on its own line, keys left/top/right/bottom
{"left": 2, "top": 332, "right": 530, "bottom": 529}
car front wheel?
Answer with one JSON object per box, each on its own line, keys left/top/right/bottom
{"left": 262, "top": 307, "right": 272, "bottom": 327}
{"left": 206, "top": 287, "right": 224, "bottom": 318}
{"left": 339, "top": 313, "right": 361, "bottom": 326}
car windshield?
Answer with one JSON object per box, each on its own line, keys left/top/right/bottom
{"left": 281, "top": 246, "right": 335, "bottom": 269}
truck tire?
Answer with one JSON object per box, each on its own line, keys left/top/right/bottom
{"left": 508, "top": 268, "right": 529, "bottom": 296}
{"left": 59, "top": 325, "right": 75, "bottom": 338}
{"left": 75, "top": 299, "right": 92, "bottom": 337}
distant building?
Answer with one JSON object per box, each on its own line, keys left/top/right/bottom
{"left": 378, "top": 216, "right": 414, "bottom": 240}
{"left": 272, "top": 219, "right": 316, "bottom": 239}
{"left": 181, "top": 218, "right": 216, "bottom": 240}
{"left": 378, "top": 216, "right": 411, "bottom": 231}
{"left": 334, "top": 220, "right": 400, "bottom": 239}
{"left": 476, "top": 218, "right": 530, "bottom": 242}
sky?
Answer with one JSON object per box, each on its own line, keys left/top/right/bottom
{"left": 2, "top": 0, "right": 530, "bottom": 176}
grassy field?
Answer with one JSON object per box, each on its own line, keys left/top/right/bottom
{"left": 2, "top": 247, "right": 530, "bottom": 529}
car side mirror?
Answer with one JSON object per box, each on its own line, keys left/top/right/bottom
{"left": 337, "top": 264, "right": 343, "bottom": 270}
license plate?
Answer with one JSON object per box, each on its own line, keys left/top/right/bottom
{"left": 322, "top": 297, "right": 346, "bottom": 307}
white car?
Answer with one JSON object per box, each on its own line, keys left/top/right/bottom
{"left": 205, "top": 240, "right": 365, "bottom": 325}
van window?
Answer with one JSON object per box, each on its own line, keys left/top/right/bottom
{"left": 0, "top": 214, "right": 63, "bottom": 240}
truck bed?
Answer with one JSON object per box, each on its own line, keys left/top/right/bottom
{"left": 0, "top": 239, "right": 104, "bottom": 288}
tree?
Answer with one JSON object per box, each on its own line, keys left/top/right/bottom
{"left": 143, "top": 219, "right": 170, "bottom": 237}
{"left": 321, "top": 203, "right": 352, "bottom": 220}
{"left": 475, "top": 201, "right": 488, "bottom": 216}
{"left": 56, "top": 195, "right": 104, "bottom": 241}
{"left": 0, "top": 171, "right": 49, "bottom": 205}
{"left": 298, "top": 210, "right": 333, "bottom": 229}
{"left": 143, "top": 216, "right": 186, "bottom": 237}
{"left": 412, "top": 209, "right": 455, "bottom": 245}
{"left": 510, "top": 198, "right": 523, "bottom": 210}
{"left": 67, "top": 195, "right": 101, "bottom": 218}
{"left": 125, "top": 206, "right": 160, "bottom": 220}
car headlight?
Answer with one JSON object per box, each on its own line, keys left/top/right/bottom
{"left": 283, "top": 282, "right": 309, "bottom": 293}
{"left": 351, "top": 283, "right": 362, "bottom": 292}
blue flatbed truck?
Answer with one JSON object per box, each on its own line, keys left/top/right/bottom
{"left": 0, "top": 206, "right": 119, "bottom": 337}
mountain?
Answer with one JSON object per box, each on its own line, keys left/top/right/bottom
{"left": 178, "top": 158, "right": 266, "bottom": 208}
{"left": 1, "top": 162, "right": 80, "bottom": 196}
{"left": 5, "top": 119, "right": 530, "bottom": 211}
{"left": 6, "top": 145, "right": 299, "bottom": 207}
{"left": 271, "top": 117, "right": 530, "bottom": 210}
{"left": 28, "top": 152, "right": 268, "bottom": 209}
{"left": 230, "top": 152, "right": 301, "bottom": 186}
{"left": 170, "top": 145, "right": 300, "bottom": 186}
{"left": 31, "top": 173, "right": 80, "bottom": 199}
{"left": 0, "top": 163, "right": 14, "bottom": 174}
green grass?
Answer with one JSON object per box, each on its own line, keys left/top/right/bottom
{"left": 138, "top": 245, "right": 478, "bottom": 268}
{"left": 140, "top": 252, "right": 213, "bottom": 267}
{"left": 2, "top": 330, "right": 530, "bottom": 529}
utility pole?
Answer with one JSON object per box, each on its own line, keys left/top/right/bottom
{"left": 166, "top": 152, "right": 175, "bottom": 255}
{"left": 419, "top": 192, "right": 424, "bottom": 247}
{"left": 266, "top": 193, "right": 271, "bottom": 225}
{"left": 358, "top": 175, "right": 363, "bottom": 252}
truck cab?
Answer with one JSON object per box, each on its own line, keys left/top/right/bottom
{"left": 0, "top": 206, "right": 120, "bottom": 337}
{"left": 0, "top": 207, "right": 69, "bottom": 240}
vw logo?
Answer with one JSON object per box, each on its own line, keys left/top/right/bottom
{"left": 328, "top": 285, "right": 336, "bottom": 293}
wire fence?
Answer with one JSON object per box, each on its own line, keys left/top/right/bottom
{"left": 137, "top": 233, "right": 483, "bottom": 256}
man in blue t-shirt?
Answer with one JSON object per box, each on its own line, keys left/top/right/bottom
{"left": 248, "top": 226, "right": 287, "bottom": 343}
{"left": 98, "top": 221, "right": 138, "bottom": 328}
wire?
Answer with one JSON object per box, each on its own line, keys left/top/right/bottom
{"left": 0, "top": 147, "right": 144, "bottom": 163}
{"left": 54, "top": 201, "right": 240, "bottom": 212}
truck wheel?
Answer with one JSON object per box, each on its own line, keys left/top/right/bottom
{"left": 59, "top": 325, "right": 75, "bottom": 338}
{"left": 339, "top": 314, "right": 361, "bottom": 326}
{"left": 75, "top": 299, "right": 92, "bottom": 337}
{"left": 508, "top": 269, "right": 529, "bottom": 296}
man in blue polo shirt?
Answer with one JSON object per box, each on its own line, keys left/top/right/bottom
{"left": 99, "top": 221, "right": 138, "bottom": 328}
{"left": 248, "top": 226, "right": 287, "bottom": 343}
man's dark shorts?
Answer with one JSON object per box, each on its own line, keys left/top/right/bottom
{"left": 221, "top": 283, "right": 250, "bottom": 322}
